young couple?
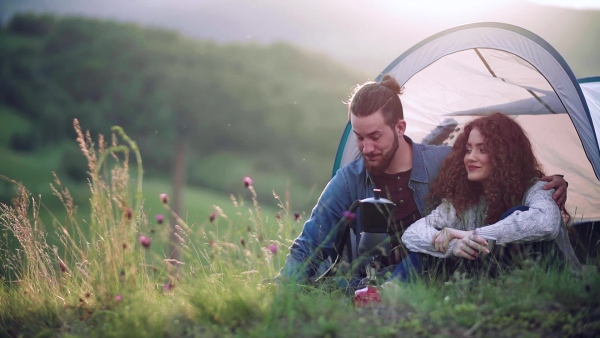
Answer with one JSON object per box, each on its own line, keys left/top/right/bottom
{"left": 277, "top": 75, "right": 580, "bottom": 285}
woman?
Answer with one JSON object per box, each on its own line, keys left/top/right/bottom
{"left": 395, "top": 113, "right": 581, "bottom": 281}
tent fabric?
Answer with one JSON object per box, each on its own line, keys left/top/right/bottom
{"left": 333, "top": 22, "right": 600, "bottom": 222}
{"left": 579, "top": 77, "right": 600, "bottom": 151}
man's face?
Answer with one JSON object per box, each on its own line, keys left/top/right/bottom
{"left": 351, "top": 110, "right": 400, "bottom": 175}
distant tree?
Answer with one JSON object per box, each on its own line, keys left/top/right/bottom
{"left": 7, "top": 13, "right": 56, "bottom": 37}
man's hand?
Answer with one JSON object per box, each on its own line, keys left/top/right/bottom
{"left": 451, "top": 231, "right": 490, "bottom": 260}
{"left": 540, "top": 175, "right": 568, "bottom": 209}
{"left": 433, "top": 228, "right": 470, "bottom": 253}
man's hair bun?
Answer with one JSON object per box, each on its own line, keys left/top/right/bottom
{"left": 380, "top": 74, "right": 402, "bottom": 95}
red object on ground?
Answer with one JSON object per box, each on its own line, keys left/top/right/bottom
{"left": 354, "top": 286, "right": 381, "bottom": 307}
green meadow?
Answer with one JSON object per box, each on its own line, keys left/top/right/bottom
{"left": 1, "top": 13, "right": 599, "bottom": 337}
{"left": 0, "top": 124, "right": 599, "bottom": 338}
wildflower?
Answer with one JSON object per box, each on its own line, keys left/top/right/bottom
{"left": 209, "top": 212, "right": 217, "bottom": 222}
{"left": 294, "top": 212, "right": 301, "bottom": 221}
{"left": 343, "top": 210, "right": 356, "bottom": 222}
{"left": 114, "top": 295, "right": 123, "bottom": 302}
{"left": 85, "top": 292, "right": 91, "bottom": 298}
{"left": 155, "top": 214, "right": 164, "bottom": 224}
{"left": 139, "top": 235, "right": 151, "bottom": 248}
{"left": 243, "top": 176, "right": 253, "bottom": 187}
{"left": 163, "top": 281, "right": 175, "bottom": 291}
{"left": 240, "top": 237, "right": 246, "bottom": 247}
{"left": 160, "top": 193, "right": 168, "bottom": 204}
{"left": 122, "top": 242, "right": 127, "bottom": 249}
{"left": 267, "top": 243, "right": 278, "bottom": 255}
{"left": 126, "top": 208, "right": 133, "bottom": 220}
{"left": 59, "top": 261, "right": 67, "bottom": 273}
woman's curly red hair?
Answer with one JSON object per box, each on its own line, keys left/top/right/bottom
{"left": 429, "top": 113, "right": 544, "bottom": 224}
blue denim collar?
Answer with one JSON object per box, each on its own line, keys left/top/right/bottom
{"left": 409, "top": 138, "right": 429, "bottom": 184}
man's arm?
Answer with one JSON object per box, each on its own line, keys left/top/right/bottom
{"left": 540, "top": 175, "right": 568, "bottom": 209}
{"left": 276, "top": 170, "right": 354, "bottom": 282}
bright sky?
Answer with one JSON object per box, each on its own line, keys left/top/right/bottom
{"left": 527, "top": 0, "right": 600, "bottom": 9}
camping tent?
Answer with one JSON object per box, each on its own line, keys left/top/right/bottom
{"left": 333, "top": 22, "right": 600, "bottom": 223}
{"left": 580, "top": 77, "right": 600, "bottom": 152}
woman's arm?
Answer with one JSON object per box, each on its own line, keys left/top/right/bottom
{"left": 433, "top": 228, "right": 471, "bottom": 252}
{"left": 401, "top": 201, "right": 458, "bottom": 258}
{"left": 476, "top": 181, "right": 561, "bottom": 244}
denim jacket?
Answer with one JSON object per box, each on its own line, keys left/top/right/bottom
{"left": 278, "top": 137, "right": 451, "bottom": 280}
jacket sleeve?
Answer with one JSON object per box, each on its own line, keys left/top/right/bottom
{"left": 277, "top": 168, "right": 355, "bottom": 281}
{"left": 476, "top": 181, "right": 560, "bottom": 244}
{"left": 401, "top": 200, "right": 459, "bottom": 258}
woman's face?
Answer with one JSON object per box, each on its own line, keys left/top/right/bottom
{"left": 464, "top": 128, "right": 492, "bottom": 182}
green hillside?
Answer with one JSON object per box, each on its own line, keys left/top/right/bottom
{"left": 0, "top": 13, "right": 366, "bottom": 213}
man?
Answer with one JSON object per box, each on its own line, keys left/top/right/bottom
{"left": 277, "top": 75, "right": 568, "bottom": 283}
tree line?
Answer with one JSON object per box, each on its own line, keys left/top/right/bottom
{"left": 0, "top": 13, "right": 364, "bottom": 208}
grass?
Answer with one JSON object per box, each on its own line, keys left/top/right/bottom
{"left": 0, "top": 122, "right": 599, "bottom": 337}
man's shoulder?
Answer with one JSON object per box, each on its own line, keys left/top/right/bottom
{"left": 338, "top": 157, "right": 364, "bottom": 173}
{"left": 413, "top": 142, "right": 452, "bottom": 166}
{"left": 414, "top": 142, "right": 452, "bottom": 155}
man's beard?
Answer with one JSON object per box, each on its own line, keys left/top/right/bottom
{"left": 363, "top": 131, "right": 399, "bottom": 176}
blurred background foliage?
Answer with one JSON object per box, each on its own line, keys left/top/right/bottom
{"left": 0, "top": 13, "right": 365, "bottom": 215}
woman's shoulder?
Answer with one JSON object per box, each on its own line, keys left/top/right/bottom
{"left": 527, "top": 179, "right": 548, "bottom": 192}
{"left": 523, "top": 179, "right": 554, "bottom": 202}
{"left": 529, "top": 179, "right": 546, "bottom": 190}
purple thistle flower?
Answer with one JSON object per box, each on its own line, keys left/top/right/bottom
{"left": 343, "top": 210, "right": 356, "bottom": 222}
{"left": 240, "top": 237, "right": 246, "bottom": 247}
{"left": 139, "top": 235, "right": 151, "bottom": 248}
{"left": 243, "top": 176, "right": 253, "bottom": 188}
{"left": 294, "top": 212, "right": 301, "bottom": 221}
{"left": 267, "top": 243, "right": 278, "bottom": 255}
{"left": 155, "top": 214, "right": 164, "bottom": 224}
{"left": 59, "top": 261, "right": 66, "bottom": 273}
{"left": 126, "top": 208, "right": 133, "bottom": 220}
{"left": 114, "top": 294, "right": 123, "bottom": 302}
{"left": 163, "top": 281, "right": 174, "bottom": 292}
{"left": 209, "top": 212, "right": 217, "bottom": 222}
{"left": 160, "top": 193, "right": 168, "bottom": 204}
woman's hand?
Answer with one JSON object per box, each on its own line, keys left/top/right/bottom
{"left": 451, "top": 231, "right": 490, "bottom": 260}
{"left": 433, "top": 228, "right": 470, "bottom": 252}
